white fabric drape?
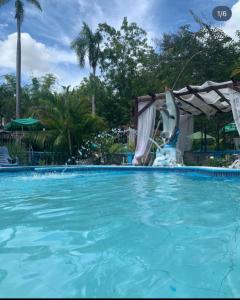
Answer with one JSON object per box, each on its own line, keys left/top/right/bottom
{"left": 176, "top": 114, "right": 194, "bottom": 153}
{"left": 132, "top": 102, "right": 156, "bottom": 165}
{"left": 230, "top": 90, "right": 240, "bottom": 136}
{"left": 128, "top": 127, "right": 136, "bottom": 147}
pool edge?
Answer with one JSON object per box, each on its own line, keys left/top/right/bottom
{"left": 1, "top": 165, "right": 240, "bottom": 177}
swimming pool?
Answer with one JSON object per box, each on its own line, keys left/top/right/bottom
{"left": 0, "top": 169, "right": 239, "bottom": 298}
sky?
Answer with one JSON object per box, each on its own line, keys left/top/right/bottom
{"left": 0, "top": 0, "right": 239, "bottom": 88}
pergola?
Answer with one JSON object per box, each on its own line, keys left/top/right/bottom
{"left": 134, "top": 81, "right": 240, "bottom": 124}
{"left": 132, "top": 80, "right": 240, "bottom": 165}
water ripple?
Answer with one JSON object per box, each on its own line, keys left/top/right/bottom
{"left": 0, "top": 171, "right": 239, "bottom": 297}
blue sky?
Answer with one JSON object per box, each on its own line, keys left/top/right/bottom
{"left": 0, "top": 0, "right": 239, "bottom": 88}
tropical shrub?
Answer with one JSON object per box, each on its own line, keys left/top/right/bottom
{"left": 31, "top": 87, "right": 106, "bottom": 156}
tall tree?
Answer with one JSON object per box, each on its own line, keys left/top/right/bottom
{"left": 98, "top": 17, "right": 158, "bottom": 125}
{"left": 71, "top": 22, "right": 103, "bottom": 116}
{"left": 0, "top": 0, "right": 42, "bottom": 118}
{"left": 155, "top": 17, "right": 239, "bottom": 89}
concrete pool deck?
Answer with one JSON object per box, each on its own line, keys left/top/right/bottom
{"left": 1, "top": 165, "right": 240, "bottom": 177}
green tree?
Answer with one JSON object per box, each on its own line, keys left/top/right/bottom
{"left": 98, "top": 17, "right": 158, "bottom": 125}
{"left": 71, "top": 22, "right": 103, "bottom": 116}
{"left": 156, "top": 18, "right": 239, "bottom": 89}
{"left": 31, "top": 87, "right": 105, "bottom": 156}
{"left": 0, "top": 75, "right": 16, "bottom": 121}
{"left": 154, "top": 16, "right": 240, "bottom": 149}
{"left": 0, "top": 74, "right": 36, "bottom": 121}
{"left": 0, "top": 0, "right": 42, "bottom": 118}
{"left": 76, "top": 76, "right": 121, "bottom": 127}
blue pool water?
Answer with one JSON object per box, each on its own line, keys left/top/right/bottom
{"left": 0, "top": 170, "right": 240, "bottom": 298}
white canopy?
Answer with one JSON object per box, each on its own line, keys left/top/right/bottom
{"left": 133, "top": 80, "right": 240, "bottom": 165}
{"left": 173, "top": 80, "right": 234, "bottom": 116}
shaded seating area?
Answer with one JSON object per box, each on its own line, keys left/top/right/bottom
{"left": 132, "top": 80, "right": 240, "bottom": 166}
{"left": 0, "top": 146, "right": 18, "bottom": 167}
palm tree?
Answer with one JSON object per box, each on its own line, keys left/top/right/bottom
{"left": 31, "top": 88, "right": 105, "bottom": 156}
{"left": 71, "top": 22, "right": 103, "bottom": 116}
{"left": 0, "top": 0, "right": 42, "bottom": 118}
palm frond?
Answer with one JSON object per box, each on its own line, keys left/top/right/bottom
{"left": 26, "top": 0, "right": 42, "bottom": 10}
{"left": 81, "top": 22, "right": 94, "bottom": 40}
{"left": 15, "top": 0, "right": 24, "bottom": 22}
{"left": 71, "top": 22, "right": 103, "bottom": 70}
{"left": 71, "top": 36, "right": 88, "bottom": 68}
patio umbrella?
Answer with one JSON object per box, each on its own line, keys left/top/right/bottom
{"left": 4, "top": 118, "right": 44, "bottom": 165}
{"left": 189, "top": 131, "right": 216, "bottom": 141}
{"left": 4, "top": 118, "right": 44, "bottom": 131}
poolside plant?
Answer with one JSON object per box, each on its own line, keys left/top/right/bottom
{"left": 31, "top": 87, "right": 105, "bottom": 157}
{"left": 79, "top": 128, "right": 130, "bottom": 164}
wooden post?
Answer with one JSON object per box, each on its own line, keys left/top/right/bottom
{"left": 134, "top": 97, "right": 138, "bottom": 148}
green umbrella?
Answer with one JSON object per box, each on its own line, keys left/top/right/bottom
{"left": 221, "top": 122, "right": 237, "bottom": 133}
{"left": 4, "top": 118, "right": 44, "bottom": 131}
{"left": 189, "top": 131, "right": 216, "bottom": 141}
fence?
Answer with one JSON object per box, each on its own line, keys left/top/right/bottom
{"left": 7, "top": 149, "right": 239, "bottom": 167}
{"left": 14, "top": 151, "right": 135, "bottom": 166}
{"left": 184, "top": 150, "right": 240, "bottom": 166}
{"left": 18, "top": 151, "right": 70, "bottom": 166}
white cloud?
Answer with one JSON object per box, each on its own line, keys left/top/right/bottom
{"left": 0, "top": 32, "right": 85, "bottom": 87}
{"left": 76, "top": 0, "right": 157, "bottom": 44}
{"left": 222, "top": 0, "right": 240, "bottom": 39}
{"left": 0, "top": 23, "right": 8, "bottom": 28}
{"left": 0, "top": 0, "right": 159, "bottom": 87}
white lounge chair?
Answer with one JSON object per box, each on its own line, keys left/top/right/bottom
{"left": 229, "top": 158, "right": 240, "bottom": 169}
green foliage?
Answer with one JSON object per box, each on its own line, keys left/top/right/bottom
{"left": 79, "top": 128, "right": 129, "bottom": 163}
{"left": 127, "top": 141, "right": 135, "bottom": 152}
{"left": 71, "top": 22, "right": 103, "bottom": 72}
{"left": 156, "top": 23, "right": 239, "bottom": 89}
{"left": 205, "top": 157, "right": 229, "bottom": 167}
{"left": 71, "top": 22, "right": 103, "bottom": 114}
{"left": 0, "top": 75, "right": 16, "bottom": 120}
{"left": 1, "top": 16, "right": 240, "bottom": 161}
{"left": 231, "top": 67, "right": 240, "bottom": 80}
{"left": 108, "top": 143, "right": 125, "bottom": 154}
{"left": 30, "top": 87, "right": 106, "bottom": 155}
{"left": 6, "top": 141, "right": 27, "bottom": 165}
{"left": 98, "top": 17, "right": 159, "bottom": 125}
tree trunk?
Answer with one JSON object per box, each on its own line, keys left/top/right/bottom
{"left": 16, "top": 17, "right": 21, "bottom": 119}
{"left": 91, "top": 68, "right": 96, "bottom": 116}
{"left": 67, "top": 128, "right": 72, "bottom": 157}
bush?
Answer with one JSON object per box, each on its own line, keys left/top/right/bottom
{"left": 205, "top": 157, "right": 229, "bottom": 167}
